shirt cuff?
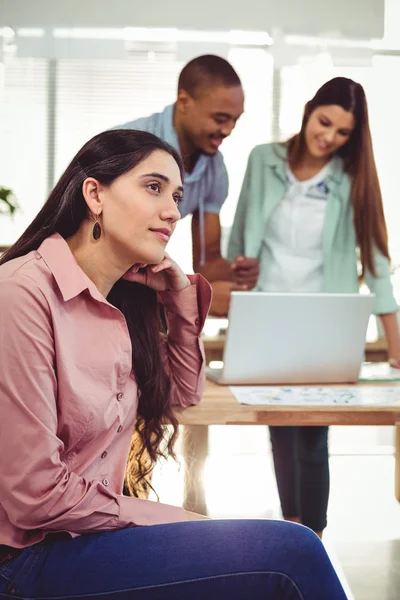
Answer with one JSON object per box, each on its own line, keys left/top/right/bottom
{"left": 118, "top": 495, "right": 187, "bottom": 527}
{"left": 159, "top": 274, "right": 212, "bottom": 345}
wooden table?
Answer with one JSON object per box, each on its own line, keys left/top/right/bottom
{"left": 175, "top": 380, "right": 400, "bottom": 514}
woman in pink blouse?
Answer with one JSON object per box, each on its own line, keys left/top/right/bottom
{"left": 0, "top": 129, "right": 347, "bottom": 599}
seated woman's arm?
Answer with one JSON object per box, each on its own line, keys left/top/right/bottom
{"left": 159, "top": 273, "right": 212, "bottom": 407}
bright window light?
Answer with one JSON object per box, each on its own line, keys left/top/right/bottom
{"left": 53, "top": 28, "right": 125, "bottom": 40}
{"left": 229, "top": 30, "right": 272, "bottom": 46}
{"left": 284, "top": 34, "right": 373, "bottom": 49}
{"left": 16, "top": 28, "right": 45, "bottom": 38}
{"left": 124, "top": 28, "right": 179, "bottom": 43}
{"left": 209, "top": 361, "right": 224, "bottom": 369}
{"left": 203, "top": 318, "right": 228, "bottom": 338}
{"left": 52, "top": 27, "right": 272, "bottom": 47}
{"left": 0, "top": 27, "right": 15, "bottom": 39}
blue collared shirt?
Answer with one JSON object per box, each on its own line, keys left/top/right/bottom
{"left": 116, "top": 104, "right": 229, "bottom": 264}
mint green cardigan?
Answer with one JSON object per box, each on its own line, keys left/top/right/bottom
{"left": 228, "top": 143, "right": 397, "bottom": 315}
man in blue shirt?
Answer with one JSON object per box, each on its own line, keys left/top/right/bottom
{"left": 114, "top": 55, "right": 259, "bottom": 315}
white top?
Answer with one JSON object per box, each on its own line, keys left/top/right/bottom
{"left": 258, "top": 161, "right": 332, "bottom": 293}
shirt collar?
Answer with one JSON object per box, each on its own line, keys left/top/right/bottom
{"left": 37, "top": 233, "right": 103, "bottom": 303}
{"left": 162, "top": 104, "right": 180, "bottom": 149}
{"left": 164, "top": 104, "right": 209, "bottom": 183}
{"left": 265, "top": 142, "right": 344, "bottom": 185}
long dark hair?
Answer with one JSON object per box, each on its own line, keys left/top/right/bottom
{"left": 287, "top": 76, "right": 389, "bottom": 278}
{"left": 0, "top": 129, "right": 185, "bottom": 496}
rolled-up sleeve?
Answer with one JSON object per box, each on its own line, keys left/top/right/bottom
{"left": 364, "top": 251, "right": 399, "bottom": 315}
{"left": 0, "top": 276, "right": 186, "bottom": 534}
{"left": 159, "top": 274, "right": 212, "bottom": 407}
{"left": 227, "top": 148, "right": 255, "bottom": 261}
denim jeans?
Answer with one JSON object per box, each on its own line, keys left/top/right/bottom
{"left": 0, "top": 520, "right": 347, "bottom": 599}
{"left": 269, "top": 426, "right": 330, "bottom": 532}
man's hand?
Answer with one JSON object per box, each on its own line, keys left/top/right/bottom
{"left": 209, "top": 281, "right": 247, "bottom": 317}
{"left": 231, "top": 256, "right": 260, "bottom": 289}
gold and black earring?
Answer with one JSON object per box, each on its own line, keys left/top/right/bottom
{"left": 92, "top": 214, "right": 102, "bottom": 240}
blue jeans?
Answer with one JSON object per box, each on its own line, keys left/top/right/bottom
{"left": 269, "top": 426, "right": 330, "bottom": 532}
{"left": 0, "top": 520, "right": 347, "bottom": 599}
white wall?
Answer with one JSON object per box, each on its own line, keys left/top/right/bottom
{"left": 0, "top": 0, "right": 384, "bottom": 38}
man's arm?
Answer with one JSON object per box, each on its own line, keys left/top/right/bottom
{"left": 191, "top": 211, "right": 259, "bottom": 316}
{"left": 191, "top": 211, "right": 232, "bottom": 281}
{"left": 192, "top": 210, "right": 259, "bottom": 285}
{"left": 191, "top": 211, "right": 234, "bottom": 316}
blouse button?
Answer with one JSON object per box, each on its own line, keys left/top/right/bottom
{"left": 101, "top": 451, "right": 108, "bottom": 459}
{"left": 117, "top": 425, "right": 123, "bottom": 433}
{"left": 117, "top": 392, "right": 124, "bottom": 401}
{"left": 102, "top": 478, "right": 109, "bottom": 487}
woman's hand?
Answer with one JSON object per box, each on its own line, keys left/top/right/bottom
{"left": 123, "top": 253, "right": 191, "bottom": 292}
{"left": 388, "top": 356, "right": 400, "bottom": 369}
{"left": 378, "top": 313, "right": 400, "bottom": 369}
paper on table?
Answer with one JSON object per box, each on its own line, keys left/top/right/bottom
{"left": 230, "top": 386, "right": 400, "bottom": 406}
{"left": 359, "top": 362, "right": 400, "bottom": 382}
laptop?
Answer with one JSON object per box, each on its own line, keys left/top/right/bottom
{"left": 206, "top": 292, "right": 375, "bottom": 385}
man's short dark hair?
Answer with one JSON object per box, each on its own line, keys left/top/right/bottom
{"left": 178, "top": 55, "right": 242, "bottom": 97}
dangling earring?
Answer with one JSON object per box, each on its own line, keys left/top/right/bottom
{"left": 92, "top": 214, "right": 102, "bottom": 240}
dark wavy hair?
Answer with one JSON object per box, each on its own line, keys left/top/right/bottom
{"left": 287, "top": 77, "right": 389, "bottom": 279}
{"left": 0, "top": 129, "right": 185, "bottom": 497}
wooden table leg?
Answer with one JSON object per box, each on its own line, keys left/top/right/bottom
{"left": 182, "top": 425, "right": 209, "bottom": 515}
{"left": 396, "top": 423, "right": 400, "bottom": 502}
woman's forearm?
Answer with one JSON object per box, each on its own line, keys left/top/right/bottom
{"left": 379, "top": 312, "right": 400, "bottom": 362}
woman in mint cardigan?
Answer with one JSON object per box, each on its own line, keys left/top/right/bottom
{"left": 228, "top": 77, "right": 400, "bottom": 537}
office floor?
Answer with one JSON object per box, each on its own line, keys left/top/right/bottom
{"left": 150, "top": 425, "right": 400, "bottom": 600}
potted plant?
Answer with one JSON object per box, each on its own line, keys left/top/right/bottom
{"left": 0, "top": 187, "right": 18, "bottom": 216}
{"left": 0, "top": 187, "right": 19, "bottom": 252}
